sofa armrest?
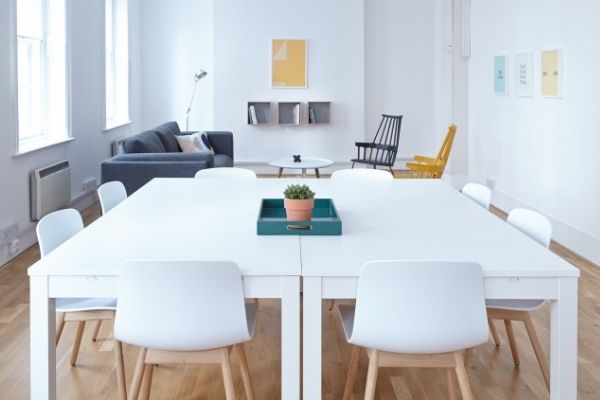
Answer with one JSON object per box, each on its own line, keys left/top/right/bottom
{"left": 206, "top": 131, "right": 234, "bottom": 160}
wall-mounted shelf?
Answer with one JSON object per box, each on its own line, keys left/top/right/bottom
{"left": 278, "top": 102, "right": 301, "bottom": 125}
{"left": 247, "top": 102, "right": 273, "bottom": 125}
{"left": 308, "top": 102, "right": 331, "bottom": 125}
{"left": 247, "top": 101, "right": 331, "bottom": 126}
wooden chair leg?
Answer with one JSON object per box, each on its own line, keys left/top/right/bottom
{"left": 140, "top": 364, "right": 154, "bottom": 400}
{"left": 504, "top": 320, "right": 521, "bottom": 366}
{"left": 453, "top": 352, "right": 474, "bottom": 400}
{"left": 343, "top": 346, "right": 361, "bottom": 400}
{"left": 464, "top": 348, "right": 473, "bottom": 368}
{"left": 91, "top": 320, "right": 102, "bottom": 342}
{"left": 446, "top": 368, "right": 458, "bottom": 400}
{"left": 327, "top": 300, "right": 335, "bottom": 311}
{"left": 364, "top": 349, "right": 379, "bottom": 400}
{"left": 235, "top": 344, "right": 254, "bottom": 400}
{"left": 70, "top": 321, "right": 86, "bottom": 366}
{"left": 113, "top": 340, "right": 127, "bottom": 400}
{"left": 220, "top": 347, "right": 236, "bottom": 400}
{"left": 128, "top": 348, "right": 147, "bottom": 400}
{"left": 488, "top": 319, "right": 500, "bottom": 347}
{"left": 523, "top": 314, "right": 550, "bottom": 390}
{"left": 56, "top": 312, "right": 66, "bottom": 346}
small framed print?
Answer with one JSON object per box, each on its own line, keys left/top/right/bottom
{"left": 515, "top": 52, "right": 534, "bottom": 97}
{"left": 494, "top": 55, "right": 509, "bottom": 95}
{"left": 541, "top": 49, "right": 563, "bottom": 98}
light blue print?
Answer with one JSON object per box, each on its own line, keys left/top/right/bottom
{"left": 494, "top": 56, "right": 507, "bottom": 94}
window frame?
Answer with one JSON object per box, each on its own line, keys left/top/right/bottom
{"left": 104, "top": 0, "right": 130, "bottom": 131}
{"left": 14, "top": 0, "right": 70, "bottom": 154}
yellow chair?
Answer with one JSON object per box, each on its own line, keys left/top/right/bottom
{"left": 406, "top": 124, "right": 457, "bottom": 179}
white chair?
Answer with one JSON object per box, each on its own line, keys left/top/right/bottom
{"left": 462, "top": 183, "right": 492, "bottom": 210}
{"left": 331, "top": 168, "right": 393, "bottom": 180}
{"left": 36, "top": 209, "right": 124, "bottom": 395}
{"left": 98, "top": 181, "right": 127, "bottom": 215}
{"left": 486, "top": 208, "right": 552, "bottom": 389}
{"left": 340, "top": 261, "right": 488, "bottom": 400}
{"left": 114, "top": 260, "right": 256, "bottom": 400}
{"left": 194, "top": 167, "right": 257, "bottom": 179}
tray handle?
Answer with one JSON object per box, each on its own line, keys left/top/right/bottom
{"left": 286, "top": 224, "right": 312, "bottom": 231}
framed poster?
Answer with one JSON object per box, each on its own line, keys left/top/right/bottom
{"left": 541, "top": 49, "right": 562, "bottom": 98}
{"left": 494, "top": 55, "right": 509, "bottom": 95}
{"left": 271, "top": 39, "right": 307, "bottom": 88}
{"left": 515, "top": 52, "right": 534, "bottom": 97}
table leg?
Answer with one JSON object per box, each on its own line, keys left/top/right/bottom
{"left": 30, "top": 275, "right": 56, "bottom": 400}
{"left": 281, "top": 276, "right": 300, "bottom": 400}
{"left": 303, "top": 277, "right": 322, "bottom": 400}
{"left": 302, "top": 169, "right": 307, "bottom": 178}
{"left": 278, "top": 167, "right": 283, "bottom": 178}
{"left": 550, "top": 277, "right": 578, "bottom": 400}
{"left": 315, "top": 169, "right": 321, "bottom": 178}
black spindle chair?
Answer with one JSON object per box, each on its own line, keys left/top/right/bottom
{"left": 352, "top": 114, "right": 402, "bottom": 174}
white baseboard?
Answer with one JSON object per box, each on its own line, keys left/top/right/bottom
{"left": 0, "top": 190, "right": 98, "bottom": 268}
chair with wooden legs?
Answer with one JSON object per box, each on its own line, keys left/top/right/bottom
{"left": 195, "top": 167, "right": 257, "bottom": 179}
{"left": 114, "top": 260, "right": 256, "bottom": 400}
{"left": 486, "top": 208, "right": 552, "bottom": 389}
{"left": 462, "top": 183, "right": 492, "bottom": 210}
{"left": 98, "top": 181, "right": 128, "bottom": 215}
{"left": 36, "top": 209, "right": 124, "bottom": 395}
{"left": 339, "top": 261, "right": 489, "bottom": 400}
{"left": 406, "top": 124, "right": 457, "bottom": 179}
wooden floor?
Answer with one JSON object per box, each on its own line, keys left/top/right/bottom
{"left": 1, "top": 185, "right": 600, "bottom": 399}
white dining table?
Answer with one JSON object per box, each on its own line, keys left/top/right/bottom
{"left": 299, "top": 179, "right": 579, "bottom": 400}
{"left": 28, "top": 178, "right": 580, "bottom": 400}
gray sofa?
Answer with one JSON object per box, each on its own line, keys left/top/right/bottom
{"left": 101, "top": 122, "right": 234, "bottom": 194}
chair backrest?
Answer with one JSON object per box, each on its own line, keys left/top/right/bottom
{"left": 97, "top": 181, "right": 127, "bottom": 215}
{"left": 331, "top": 168, "right": 394, "bottom": 180}
{"left": 36, "top": 209, "right": 84, "bottom": 257}
{"left": 507, "top": 208, "right": 552, "bottom": 248}
{"left": 462, "top": 183, "right": 492, "bottom": 210}
{"left": 114, "top": 260, "right": 251, "bottom": 351}
{"left": 432, "top": 124, "right": 457, "bottom": 178}
{"left": 369, "top": 114, "right": 403, "bottom": 165}
{"left": 350, "top": 261, "right": 488, "bottom": 354}
{"left": 194, "top": 167, "right": 257, "bottom": 179}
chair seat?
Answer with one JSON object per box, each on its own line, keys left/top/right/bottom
{"left": 56, "top": 298, "right": 117, "bottom": 312}
{"left": 350, "top": 158, "right": 393, "bottom": 167}
{"left": 338, "top": 304, "right": 356, "bottom": 341}
{"left": 486, "top": 299, "right": 545, "bottom": 311}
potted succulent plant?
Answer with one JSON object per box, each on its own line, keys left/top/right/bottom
{"left": 283, "top": 184, "right": 315, "bottom": 221}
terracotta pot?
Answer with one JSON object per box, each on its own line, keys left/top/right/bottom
{"left": 284, "top": 198, "right": 314, "bottom": 221}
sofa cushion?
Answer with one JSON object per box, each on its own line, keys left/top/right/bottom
{"left": 122, "top": 130, "right": 166, "bottom": 153}
{"left": 214, "top": 154, "right": 234, "bottom": 168}
{"left": 154, "top": 122, "right": 182, "bottom": 152}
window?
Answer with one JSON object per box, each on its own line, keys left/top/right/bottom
{"left": 105, "top": 0, "right": 129, "bottom": 129}
{"left": 17, "top": 0, "right": 68, "bottom": 151}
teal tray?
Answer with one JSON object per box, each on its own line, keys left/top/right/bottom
{"left": 257, "top": 198, "right": 342, "bottom": 235}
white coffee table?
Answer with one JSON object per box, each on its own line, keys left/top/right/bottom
{"left": 269, "top": 157, "right": 333, "bottom": 178}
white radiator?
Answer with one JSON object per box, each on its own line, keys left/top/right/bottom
{"left": 31, "top": 160, "right": 71, "bottom": 221}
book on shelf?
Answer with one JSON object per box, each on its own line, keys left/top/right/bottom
{"left": 309, "top": 107, "right": 316, "bottom": 124}
{"left": 249, "top": 105, "right": 258, "bottom": 124}
{"left": 293, "top": 104, "right": 300, "bottom": 125}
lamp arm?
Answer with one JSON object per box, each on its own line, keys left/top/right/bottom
{"left": 185, "top": 80, "right": 200, "bottom": 131}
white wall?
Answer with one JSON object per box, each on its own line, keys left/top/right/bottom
{"left": 469, "top": 0, "right": 600, "bottom": 264}
{"left": 212, "top": 0, "right": 364, "bottom": 164}
{"left": 140, "top": 0, "right": 213, "bottom": 131}
{"left": 0, "top": 0, "right": 142, "bottom": 265}
{"left": 365, "top": 0, "right": 453, "bottom": 160}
